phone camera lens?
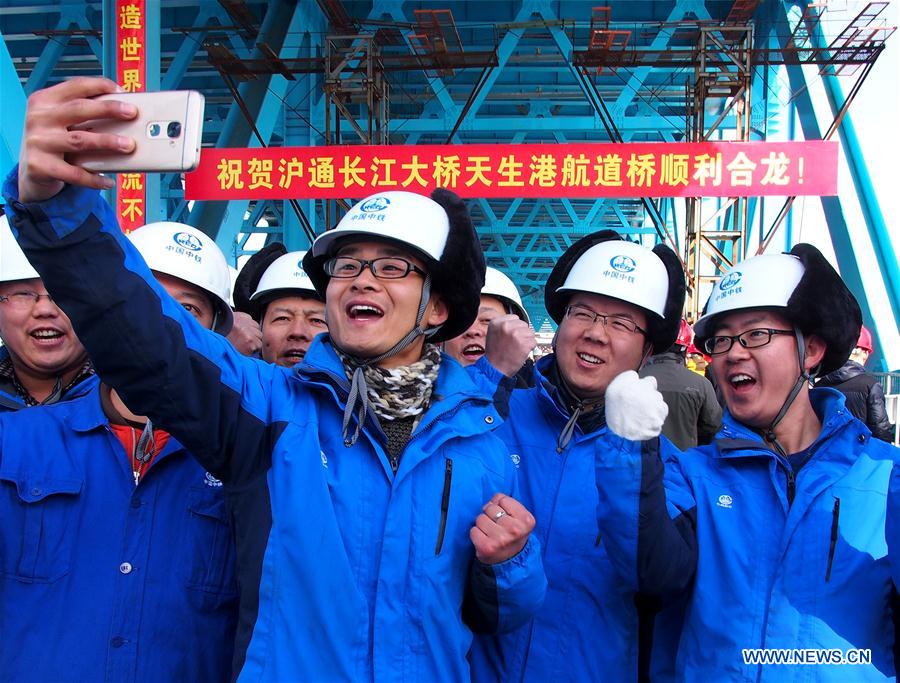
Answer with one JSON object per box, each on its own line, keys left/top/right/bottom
{"left": 167, "top": 121, "right": 182, "bottom": 139}
{"left": 148, "top": 123, "right": 161, "bottom": 137}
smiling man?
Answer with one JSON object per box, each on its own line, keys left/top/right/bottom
{"left": 3, "top": 75, "right": 545, "bottom": 683}
{"left": 234, "top": 244, "right": 327, "bottom": 367}
{"left": 471, "top": 230, "right": 686, "bottom": 683}
{"left": 593, "top": 245, "right": 899, "bottom": 681}
{"left": 0, "top": 215, "right": 95, "bottom": 411}
{"left": 0, "top": 221, "right": 238, "bottom": 683}
{"left": 444, "top": 267, "right": 530, "bottom": 365}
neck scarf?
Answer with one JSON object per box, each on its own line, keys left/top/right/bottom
{"left": 336, "top": 342, "right": 442, "bottom": 441}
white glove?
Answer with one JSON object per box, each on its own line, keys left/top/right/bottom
{"left": 605, "top": 370, "right": 668, "bottom": 441}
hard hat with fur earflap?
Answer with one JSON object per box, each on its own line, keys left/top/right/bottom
{"left": 303, "top": 189, "right": 485, "bottom": 342}
{"left": 234, "top": 243, "right": 322, "bottom": 322}
{"left": 544, "top": 230, "right": 686, "bottom": 354}
{"left": 694, "top": 244, "right": 861, "bottom": 375}
{"left": 128, "top": 222, "right": 234, "bottom": 335}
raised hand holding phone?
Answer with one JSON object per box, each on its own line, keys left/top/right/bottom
{"left": 18, "top": 77, "right": 204, "bottom": 204}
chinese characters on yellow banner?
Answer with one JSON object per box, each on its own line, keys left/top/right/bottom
{"left": 184, "top": 142, "right": 836, "bottom": 201}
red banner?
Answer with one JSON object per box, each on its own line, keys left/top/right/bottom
{"left": 184, "top": 141, "right": 837, "bottom": 201}
{"left": 115, "top": 0, "right": 146, "bottom": 233}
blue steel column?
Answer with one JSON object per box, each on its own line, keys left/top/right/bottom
{"left": 807, "top": 6, "right": 900, "bottom": 335}
{"left": 187, "top": 0, "right": 310, "bottom": 260}
{"left": 775, "top": 1, "right": 892, "bottom": 369}
{"left": 0, "top": 29, "right": 25, "bottom": 181}
{"left": 102, "top": 0, "right": 160, "bottom": 222}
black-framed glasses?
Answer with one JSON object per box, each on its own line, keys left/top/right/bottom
{"left": 0, "top": 291, "right": 54, "bottom": 309}
{"left": 324, "top": 256, "right": 427, "bottom": 280}
{"left": 703, "top": 328, "right": 794, "bottom": 355}
{"left": 564, "top": 303, "right": 647, "bottom": 336}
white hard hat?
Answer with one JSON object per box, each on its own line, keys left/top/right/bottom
{"left": 693, "top": 253, "right": 805, "bottom": 339}
{"left": 128, "top": 222, "right": 234, "bottom": 335}
{"left": 483, "top": 267, "right": 530, "bottom": 324}
{"left": 250, "top": 251, "right": 319, "bottom": 302}
{"left": 0, "top": 214, "right": 39, "bottom": 283}
{"left": 556, "top": 240, "right": 669, "bottom": 318}
{"left": 309, "top": 191, "right": 450, "bottom": 262}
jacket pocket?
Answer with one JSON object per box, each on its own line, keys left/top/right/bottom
{"left": 0, "top": 473, "right": 83, "bottom": 583}
{"left": 181, "top": 486, "right": 237, "bottom": 595}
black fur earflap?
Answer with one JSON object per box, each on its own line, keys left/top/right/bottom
{"left": 234, "top": 242, "right": 287, "bottom": 321}
{"left": 428, "top": 188, "right": 486, "bottom": 342}
{"left": 787, "top": 243, "right": 861, "bottom": 375}
{"left": 544, "top": 230, "right": 622, "bottom": 323}
{"left": 647, "top": 243, "right": 687, "bottom": 353}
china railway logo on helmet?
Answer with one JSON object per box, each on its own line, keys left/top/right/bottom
{"left": 360, "top": 196, "right": 390, "bottom": 213}
{"left": 720, "top": 272, "right": 742, "bottom": 291}
{"left": 609, "top": 255, "right": 637, "bottom": 274}
{"left": 173, "top": 232, "right": 203, "bottom": 252}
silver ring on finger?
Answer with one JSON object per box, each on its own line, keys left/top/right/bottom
{"left": 493, "top": 509, "right": 508, "bottom": 521}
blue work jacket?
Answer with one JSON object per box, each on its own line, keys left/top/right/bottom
{"left": 2, "top": 173, "right": 546, "bottom": 683}
{"left": 0, "top": 384, "right": 238, "bottom": 683}
{"left": 471, "top": 355, "right": 671, "bottom": 682}
{"left": 595, "top": 388, "right": 898, "bottom": 682}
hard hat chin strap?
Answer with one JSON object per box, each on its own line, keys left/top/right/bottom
{"left": 340, "top": 273, "right": 442, "bottom": 447}
{"left": 762, "top": 328, "right": 816, "bottom": 456}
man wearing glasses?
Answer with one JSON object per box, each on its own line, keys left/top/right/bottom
{"left": 3, "top": 76, "right": 545, "bottom": 682}
{"left": 0, "top": 215, "right": 95, "bottom": 411}
{"left": 471, "top": 230, "right": 687, "bottom": 683}
{"left": 594, "top": 246, "right": 899, "bottom": 680}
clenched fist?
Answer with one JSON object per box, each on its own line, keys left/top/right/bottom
{"left": 470, "top": 493, "right": 535, "bottom": 564}
{"left": 485, "top": 314, "right": 536, "bottom": 378}
{"left": 227, "top": 311, "right": 263, "bottom": 357}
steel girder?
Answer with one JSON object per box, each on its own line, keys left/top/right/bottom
{"left": 774, "top": 1, "right": 898, "bottom": 371}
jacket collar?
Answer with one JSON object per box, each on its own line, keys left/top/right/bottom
{"left": 297, "top": 335, "right": 496, "bottom": 482}
{"left": 63, "top": 383, "right": 185, "bottom": 455}
{"left": 714, "top": 387, "right": 859, "bottom": 465}
{"left": 532, "top": 354, "right": 608, "bottom": 440}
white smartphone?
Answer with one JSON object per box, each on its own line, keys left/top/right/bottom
{"left": 70, "top": 90, "right": 205, "bottom": 173}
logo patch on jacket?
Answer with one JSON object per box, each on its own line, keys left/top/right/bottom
{"left": 204, "top": 472, "right": 223, "bottom": 487}
{"left": 320, "top": 450, "right": 328, "bottom": 468}
{"left": 716, "top": 493, "right": 733, "bottom": 509}
{"left": 510, "top": 453, "right": 521, "bottom": 468}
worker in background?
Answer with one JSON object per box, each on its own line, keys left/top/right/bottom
{"left": 471, "top": 230, "right": 685, "bottom": 683}
{"left": 0, "top": 221, "right": 238, "bottom": 683}
{"left": 817, "top": 325, "right": 894, "bottom": 442}
{"left": 685, "top": 341, "right": 710, "bottom": 376}
{"left": 0, "top": 214, "right": 95, "bottom": 411}
{"left": 640, "top": 319, "right": 722, "bottom": 449}
{"left": 5, "top": 76, "right": 546, "bottom": 682}
{"left": 593, "top": 245, "right": 898, "bottom": 681}
{"left": 443, "top": 266, "right": 536, "bottom": 388}
{"left": 232, "top": 242, "right": 327, "bottom": 367}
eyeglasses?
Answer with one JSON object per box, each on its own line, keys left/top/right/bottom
{"left": 703, "top": 328, "right": 794, "bottom": 355}
{"left": 0, "top": 291, "right": 54, "bottom": 309}
{"left": 564, "top": 303, "right": 647, "bottom": 336}
{"left": 324, "top": 256, "right": 427, "bottom": 280}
